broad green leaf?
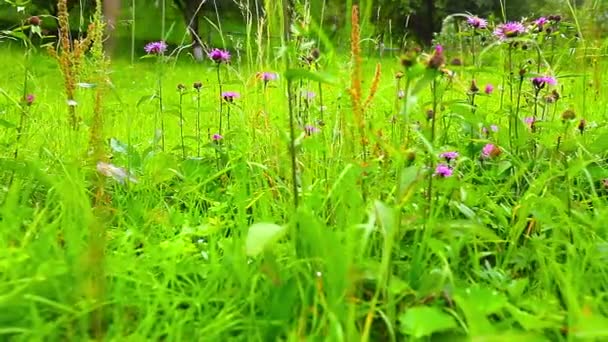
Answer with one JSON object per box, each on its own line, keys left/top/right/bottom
{"left": 373, "top": 200, "right": 396, "bottom": 236}
{"left": 284, "top": 69, "right": 337, "bottom": 85}
{"left": 246, "top": 223, "right": 287, "bottom": 257}
{"left": 399, "top": 306, "right": 458, "bottom": 338}
{"left": 0, "top": 118, "right": 15, "bottom": 128}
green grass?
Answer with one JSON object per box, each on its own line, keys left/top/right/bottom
{"left": 1, "top": 10, "right": 608, "bottom": 342}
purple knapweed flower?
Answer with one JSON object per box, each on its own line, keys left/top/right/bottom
{"left": 212, "top": 133, "right": 223, "bottom": 141}
{"left": 493, "top": 22, "right": 526, "bottom": 40}
{"left": 208, "top": 48, "right": 230, "bottom": 63}
{"left": 24, "top": 94, "right": 35, "bottom": 106}
{"left": 144, "top": 41, "right": 168, "bottom": 55}
{"left": 258, "top": 72, "right": 278, "bottom": 83}
{"left": 532, "top": 76, "right": 557, "bottom": 90}
{"left": 467, "top": 16, "right": 488, "bottom": 29}
{"left": 97, "top": 161, "right": 138, "bottom": 184}
{"left": 302, "top": 90, "right": 316, "bottom": 100}
{"left": 304, "top": 125, "right": 320, "bottom": 136}
{"left": 482, "top": 125, "right": 499, "bottom": 135}
{"left": 435, "top": 164, "right": 453, "bottom": 178}
{"left": 222, "top": 91, "right": 240, "bottom": 102}
{"left": 484, "top": 84, "right": 494, "bottom": 95}
{"left": 440, "top": 151, "right": 459, "bottom": 162}
{"left": 481, "top": 143, "right": 501, "bottom": 159}
{"left": 535, "top": 17, "right": 548, "bottom": 28}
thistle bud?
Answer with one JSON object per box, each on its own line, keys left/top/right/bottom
{"left": 578, "top": 119, "right": 586, "bottom": 134}
{"left": 28, "top": 16, "right": 41, "bottom": 26}
{"left": 470, "top": 79, "right": 479, "bottom": 93}
{"left": 426, "top": 109, "right": 435, "bottom": 121}
{"left": 561, "top": 109, "right": 576, "bottom": 122}
{"left": 193, "top": 82, "right": 202, "bottom": 90}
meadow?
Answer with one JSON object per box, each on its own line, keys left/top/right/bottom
{"left": 1, "top": 2, "right": 608, "bottom": 341}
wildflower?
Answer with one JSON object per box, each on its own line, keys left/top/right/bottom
{"left": 302, "top": 90, "right": 316, "bottom": 100}
{"left": 222, "top": 91, "right": 240, "bottom": 102}
{"left": 484, "top": 84, "right": 494, "bottom": 95}
{"left": 482, "top": 125, "right": 499, "bottom": 135}
{"left": 395, "top": 71, "right": 404, "bottom": 79}
{"left": 440, "top": 151, "right": 459, "bottom": 162}
{"left": 426, "top": 109, "right": 435, "bottom": 121}
{"left": 208, "top": 48, "right": 230, "bottom": 63}
{"left": 304, "top": 125, "right": 319, "bottom": 136}
{"left": 524, "top": 117, "right": 536, "bottom": 129}
{"left": 144, "top": 41, "right": 168, "bottom": 55}
{"left": 481, "top": 143, "right": 501, "bottom": 159}
{"left": 258, "top": 72, "right": 278, "bottom": 83}
{"left": 493, "top": 22, "right": 526, "bottom": 40}
{"left": 435, "top": 164, "right": 453, "bottom": 177}
{"left": 97, "top": 161, "right": 137, "bottom": 184}
{"left": 467, "top": 16, "right": 488, "bottom": 29}
{"left": 212, "top": 133, "right": 223, "bottom": 141}
{"left": 470, "top": 80, "right": 479, "bottom": 93}
{"left": 532, "top": 76, "right": 557, "bottom": 90}
{"left": 491, "top": 124, "right": 499, "bottom": 132}
{"left": 427, "top": 44, "right": 445, "bottom": 69}
{"left": 24, "top": 94, "right": 35, "bottom": 106}
{"left": 578, "top": 119, "right": 586, "bottom": 134}
{"left": 450, "top": 58, "right": 463, "bottom": 66}
{"left": 28, "top": 16, "right": 41, "bottom": 26}
{"left": 548, "top": 15, "right": 562, "bottom": 23}
{"left": 177, "top": 83, "right": 186, "bottom": 91}
{"left": 534, "top": 17, "right": 548, "bottom": 29}
{"left": 561, "top": 109, "right": 576, "bottom": 121}
{"left": 193, "top": 82, "right": 202, "bottom": 90}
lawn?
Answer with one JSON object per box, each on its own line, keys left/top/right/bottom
{"left": 1, "top": 5, "right": 608, "bottom": 342}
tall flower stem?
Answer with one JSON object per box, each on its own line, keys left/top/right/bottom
{"left": 196, "top": 87, "right": 201, "bottom": 157}
{"left": 507, "top": 44, "right": 514, "bottom": 150}
{"left": 287, "top": 79, "right": 299, "bottom": 208}
{"left": 157, "top": 60, "right": 165, "bottom": 151}
{"left": 178, "top": 87, "right": 186, "bottom": 159}
{"left": 216, "top": 64, "right": 223, "bottom": 136}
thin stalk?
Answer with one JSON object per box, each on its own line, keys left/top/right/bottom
{"left": 287, "top": 80, "right": 299, "bottom": 208}
{"left": 217, "top": 64, "right": 224, "bottom": 135}
{"left": 179, "top": 89, "right": 185, "bottom": 159}
{"left": 196, "top": 88, "right": 201, "bottom": 157}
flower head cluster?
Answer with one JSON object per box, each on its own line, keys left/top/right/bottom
{"left": 440, "top": 151, "right": 459, "bottom": 162}
{"left": 435, "top": 164, "right": 453, "bottom": 178}
{"left": 258, "top": 72, "right": 278, "bottom": 83}
{"left": 493, "top": 22, "right": 526, "bottom": 40}
{"left": 535, "top": 17, "right": 549, "bottom": 28}
{"left": 24, "top": 94, "right": 35, "bottom": 106}
{"left": 532, "top": 76, "right": 557, "bottom": 90}
{"left": 427, "top": 44, "right": 445, "bottom": 69}
{"left": 208, "top": 48, "right": 230, "bottom": 63}
{"left": 481, "top": 143, "right": 501, "bottom": 159}
{"left": 144, "top": 41, "right": 168, "bottom": 55}
{"left": 467, "top": 16, "right": 488, "bottom": 29}
{"left": 484, "top": 84, "right": 494, "bottom": 95}
{"left": 212, "top": 133, "right": 223, "bottom": 141}
{"left": 222, "top": 91, "right": 240, "bottom": 102}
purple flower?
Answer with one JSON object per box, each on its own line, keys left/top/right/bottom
{"left": 484, "top": 84, "right": 494, "bottom": 95}
{"left": 467, "top": 16, "right": 488, "bottom": 29}
{"left": 434, "top": 164, "right": 453, "bottom": 177}
{"left": 493, "top": 22, "right": 526, "bottom": 40}
{"left": 532, "top": 76, "right": 557, "bottom": 90}
{"left": 302, "top": 90, "right": 316, "bottom": 100}
{"left": 304, "top": 125, "right": 319, "bottom": 135}
{"left": 481, "top": 143, "right": 501, "bottom": 159}
{"left": 212, "top": 133, "right": 223, "bottom": 141}
{"left": 535, "top": 17, "right": 548, "bottom": 28}
{"left": 222, "top": 91, "right": 240, "bottom": 102}
{"left": 434, "top": 44, "right": 444, "bottom": 54}
{"left": 208, "top": 48, "right": 230, "bottom": 63}
{"left": 440, "top": 151, "right": 459, "bottom": 162}
{"left": 24, "top": 94, "right": 35, "bottom": 106}
{"left": 258, "top": 72, "right": 278, "bottom": 82}
{"left": 144, "top": 41, "right": 168, "bottom": 55}
{"left": 97, "top": 161, "right": 137, "bottom": 184}
{"left": 482, "top": 125, "right": 499, "bottom": 135}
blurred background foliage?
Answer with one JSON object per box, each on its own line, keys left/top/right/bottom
{"left": 1, "top": 0, "right": 606, "bottom": 52}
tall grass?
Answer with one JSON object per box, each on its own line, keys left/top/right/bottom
{"left": 0, "top": 1, "right": 608, "bottom": 341}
